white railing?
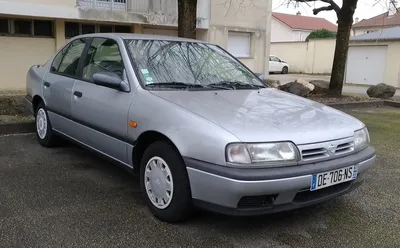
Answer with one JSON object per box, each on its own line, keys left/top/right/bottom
{"left": 79, "top": 0, "right": 127, "bottom": 11}
{"left": 78, "top": 0, "right": 209, "bottom": 26}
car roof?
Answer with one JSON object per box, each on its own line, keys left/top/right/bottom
{"left": 73, "top": 33, "right": 208, "bottom": 43}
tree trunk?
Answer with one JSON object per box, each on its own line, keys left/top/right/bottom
{"left": 328, "top": 0, "right": 358, "bottom": 96}
{"left": 178, "top": 0, "right": 198, "bottom": 39}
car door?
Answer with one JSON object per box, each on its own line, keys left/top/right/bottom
{"left": 70, "top": 37, "right": 132, "bottom": 165}
{"left": 42, "top": 38, "right": 88, "bottom": 134}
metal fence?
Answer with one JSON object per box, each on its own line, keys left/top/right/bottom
{"left": 78, "top": 0, "right": 209, "bottom": 20}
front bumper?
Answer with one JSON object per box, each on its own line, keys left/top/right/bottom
{"left": 185, "top": 146, "right": 376, "bottom": 216}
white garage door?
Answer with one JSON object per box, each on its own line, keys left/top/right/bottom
{"left": 143, "top": 28, "right": 178, "bottom": 37}
{"left": 345, "top": 46, "right": 387, "bottom": 85}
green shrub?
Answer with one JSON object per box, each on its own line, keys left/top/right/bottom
{"left": 306, "top": 29, "right": 336, "bottom": 41}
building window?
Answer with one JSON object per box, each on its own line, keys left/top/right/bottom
{"left": 82, "top": 24, "right": 96, "bottom": 34}
{"left": 0, "top": 18, "right": 53, "bottom": 37}
{"left": 33, "top": 20, "right": 53, "bottom": 37}
{"left": 99, "top": 25, "right": 113, "bottom": 33}
{"left": 227, "top": 31, "right": 251, "bottom": 58}
{"left": 0, "top": 18, "right": 9, "bottom": 35}
{"left": 114, "top": 25, "right": 130, "bottom": 33}
{"left": 65, "top": 22, "right": 80, "bottom": 38}
{"left": 14, "top": 20, "right": 32, "bottom": 35}
{"left": 65, "top": 22, "right": 131, "bottom": 38}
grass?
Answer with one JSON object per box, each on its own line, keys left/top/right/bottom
{"left": 0, "top": 94, "right": 34, "bottom": 124}
{"left": 324, "top": 107, "right": 400, "bottom": 247}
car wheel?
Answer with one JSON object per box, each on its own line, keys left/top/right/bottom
{"left": 140, "top": 141, "right": 193, "bottom": 223}
{"left": 35, "top": 102, "right": 58, "bottom": 147}
{"left": 282, "top": 66, "right": 288, "bottom": 74}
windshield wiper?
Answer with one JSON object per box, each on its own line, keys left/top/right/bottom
{"left": 146, "top": 82, "right": 205, "bottom": 90}
{"left": 209, "top": 81, "right": 266, "bottom": 90}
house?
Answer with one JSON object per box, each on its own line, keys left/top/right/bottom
{"left": 0, "top": 0, "right": 272, "bottom": 91}
{"left": 352, "top": 8, "right": 400, "bottom": 36}
{"left": 345, "top": 26, "right": 400, "bottom": 87}
{"left": 271, "top": 11, "right": 337, "bottom": 42}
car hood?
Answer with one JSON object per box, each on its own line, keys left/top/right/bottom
{"left": 150, "top": 88, "right": 364, "bottom": 144}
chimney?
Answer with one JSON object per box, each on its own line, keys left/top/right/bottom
{"left": 296, "top": 11, "right": 301, "bottom": 16}
{"left": 355, "top": 17, "right": 359, "bottom": 23}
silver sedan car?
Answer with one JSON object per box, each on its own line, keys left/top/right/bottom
{"left": 25, "top": 33, "right": 376, "bottom": 223}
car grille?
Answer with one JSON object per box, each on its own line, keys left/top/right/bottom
{"left": 301, "top": 147, "right": 328, "bottom": 160}
{"left": 299, "top": 138, "right": 355, "bottom": 162}
{"left": 335, "top": 142, "right": 354, "bottom": 154}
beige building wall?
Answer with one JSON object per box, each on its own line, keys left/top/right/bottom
{"left": 270, "top": 39, "right": 335, "bottom": 74}
{"left": 348, "top": 41, "right": 400, "bottom": 87}
{"left": 209, "top": 0, "right": 272, "bottom": 75}
{"left": 0, "top": 37, "right": 56, "bottom": 91}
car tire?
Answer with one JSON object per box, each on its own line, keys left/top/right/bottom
{"left": 140, "top": 141, "right": 193, "bottom": 223}
{"left": 35, "top": 102, "right": 58, "bottom": 147}
{"left": 282, "top": 66, "right": 288, "bottom": 74}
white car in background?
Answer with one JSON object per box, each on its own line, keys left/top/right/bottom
{"left": 269, "top": 55, "right": 289, "bottom": 74}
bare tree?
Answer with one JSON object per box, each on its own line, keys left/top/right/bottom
{"left": 178, "top": 0, "right": 198, "bottom": 39}
{"left": 290, "top": 0, "right": 356, "bottom": 96}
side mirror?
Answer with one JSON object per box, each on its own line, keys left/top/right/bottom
{"left": 93, "top": 71, "right": 128, "bottom": 91}
{"left": 254, "top": 73, "right": 264, "bottom": 80}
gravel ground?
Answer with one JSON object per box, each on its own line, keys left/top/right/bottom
{"left": 0, "top": 108, "right": 399, "bottom": 247}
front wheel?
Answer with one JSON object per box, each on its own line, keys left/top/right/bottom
{"left": 140, "top": 141, "right": 193, "bottom": 223}
{"left": 282, "top": 66, "right": 288, "bottom": 74}
{"left": 35, "top": 102, "right": 58, "bottom": 147}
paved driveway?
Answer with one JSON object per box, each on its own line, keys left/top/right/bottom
{"left": 1, "top": 108, "right": 400, "bottom": 247}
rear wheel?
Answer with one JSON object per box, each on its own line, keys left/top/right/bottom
{"left": 282, "top": 66, "right": 288, "bottom": 74}
{"left": 140, "top": 141, "right": 193, "bottom": 223}
{"left": 35, "top": 102, "right": 58, "bottom": 147}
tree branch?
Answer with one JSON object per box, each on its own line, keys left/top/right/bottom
{"left": 313, "top": 5, "right": 334, "bottom": 15}
{"left": 295, "top": 0, "right": 340, "bottom": 14}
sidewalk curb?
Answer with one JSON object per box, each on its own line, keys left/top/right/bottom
{"left": 0, "top": 122, "right": 35, "bottom": 135}
{"left": 384, "top": 100, "right": 400, "bottom": 108}
{"left": 326, "top": 100, "right": 385, "bottom": 109}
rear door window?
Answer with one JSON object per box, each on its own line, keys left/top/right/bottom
{"left": 52, "top": 38, "right": 88, "bottom": 78}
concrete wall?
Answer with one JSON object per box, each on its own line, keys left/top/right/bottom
{"left": 209, "top": 0, "right": 272, "bottom": 75}
{"left": 0, "top": 37, "right": 56, "bottom": 91}
{"left": 270, "top": 39, "right": 336, "bottom": 74}
{"left": 348, "top": 41, "right": 400, "bottom": 87}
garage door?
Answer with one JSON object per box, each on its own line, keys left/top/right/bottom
{"left": 143, "top": 28, "right": 178, "bottom": 37}
{"left": 345, "top": 46, "right": 387, "bottom": 85}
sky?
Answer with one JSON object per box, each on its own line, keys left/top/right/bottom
{"left": 272, "top": 0, "right": 393, "bottom": 24}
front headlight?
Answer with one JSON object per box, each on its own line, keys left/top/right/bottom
{"left": 226, "top": 142, "right": 299, "bottom": 165}
{"left": 354, "top": 127, "right": 370, "bottom": 150}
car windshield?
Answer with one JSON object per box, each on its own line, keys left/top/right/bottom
{"left": 125, "top": 39, "right": 266, "bottom": 90}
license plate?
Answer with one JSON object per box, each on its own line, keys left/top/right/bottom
{"left": 311, "top": 165, "right": 358, "bottom": 191}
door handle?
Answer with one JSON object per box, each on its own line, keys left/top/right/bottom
{"left": 44, "top": 81, "right": 50, "bottom": 87}
{"left": 74, "top": 91, "right": 83, "bottom": 98}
